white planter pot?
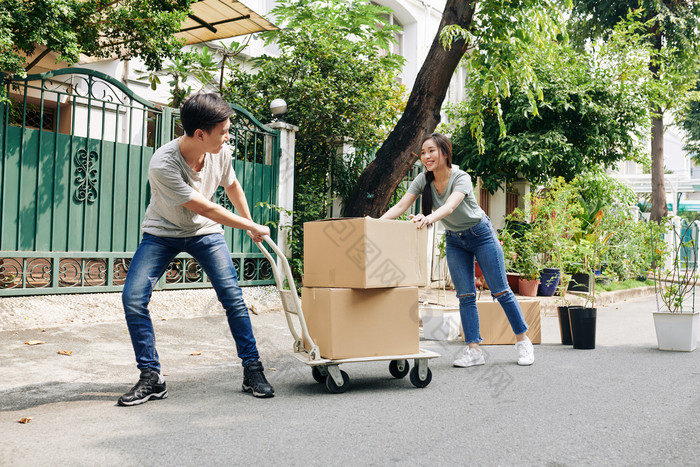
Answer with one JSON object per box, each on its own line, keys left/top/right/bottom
{"left": 420, "top": 304, "right": 461, "bottom": 341}
{"left": 652, "top": 311, "right": 700, "bottom": 352}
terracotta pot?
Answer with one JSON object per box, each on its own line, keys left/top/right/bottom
{"left": 506, "top": 272, "right": 519, "bottom": 293}
{"left": 517, "top": 278, "right": 539, "bottom": 297}
{"left": 474, "top": 261, "right": 488, "bottom": 289}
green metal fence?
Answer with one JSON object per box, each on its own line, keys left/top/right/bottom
{"left": 0, "top": 68, "right": 278, "bottom": 296}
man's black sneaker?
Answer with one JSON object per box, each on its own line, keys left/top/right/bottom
{"left": 118, "top": 368, "right": 168, "bottom": 406}
{"left": 242, "top": 361, "right": 275, "bottom": 398}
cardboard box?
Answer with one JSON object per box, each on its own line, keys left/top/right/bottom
{"left": 302, "top": 287, "right": 420, "bottom": 359}
{"left": 420, "top": 304, "right": 461, "bottom": 341}
{"left": 470, "top": 299, "right": 541, "bottom": 345}
{"left": 303, "top": 217, "right": 428, "bottom": 288}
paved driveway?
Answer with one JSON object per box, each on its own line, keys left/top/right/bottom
{"left": 1, "top": 292, "right": 699, "bottom": 466}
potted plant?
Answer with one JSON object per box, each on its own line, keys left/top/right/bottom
{"left": 513, "top": 231, "right": 541, "bottom": 297}
{"left": 567, "top": 207, "right": 612, "bottom": 350}
{"left": 555, "top": 273, "right": 581, "bottom": 345}
{"left": 498, "top": 225, "right": 520, "bottom": 293}
{"left": 527, "top": 178, "right": 582, "bottom": 297}
{"left": 555, "top": 248, "right": 579, "bottom": 345}
{"left": 651, "top": 217, "right": 698, "bottom": 352}
{"left": 565, "top": 239, "right": 594, "bottom": 293}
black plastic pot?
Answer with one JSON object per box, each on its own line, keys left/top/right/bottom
{"left": 568, "top": 307, "right": 597, "bottom": 349}
{"left": 568, "top": 272, "right": 591, "bottom": 293}
{"left": 595, "top": 276, "right": 612, "bottom": 286}
{"left": 557, "top": 305, "right": 582, "bottom": 345}
{"left": 538, "top": 268, "right": 561, "bottom": 296}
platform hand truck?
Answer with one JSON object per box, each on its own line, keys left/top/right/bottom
{"left": 255, "top": 235, "right": 439, "bottom": 394}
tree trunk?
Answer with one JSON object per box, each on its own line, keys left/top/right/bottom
{"left": 343, "top": 0, "right": 476, "bottom": 217}
{"left": 650, "top": 111, "right": 668, "bottom": 221}
{"left": 649, "top": 27, "right": 668, "bottom": 222}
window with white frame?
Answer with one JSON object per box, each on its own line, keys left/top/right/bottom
{"left": 372, "top": 2, "right": 404, "bottom": 58}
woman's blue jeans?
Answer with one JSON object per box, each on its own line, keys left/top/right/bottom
{"left": 122, "top": 233, "right": 260, "bottom": 371}
{"left": 445, "top": 216, "right": 528, "bottom": 344}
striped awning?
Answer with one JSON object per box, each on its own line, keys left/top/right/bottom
{"left": 176, "top": 0, "right": 278, "bottom": 45}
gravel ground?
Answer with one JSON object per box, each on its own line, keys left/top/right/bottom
{"left": 0, "top": 286, "right": 283, "bottom": 332}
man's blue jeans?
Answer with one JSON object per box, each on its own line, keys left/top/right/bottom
{"left": 445, "top": 216, "right": 528, "bottom": 344}
{"left": 122, "top": 233, "right": 260, "bottom": 371}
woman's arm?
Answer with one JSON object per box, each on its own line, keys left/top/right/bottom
{"left": 380, "top": 192, "right": 419, "bottom": 220}
{"left": 412, "top": 191, "right": 466, "bottom": 229}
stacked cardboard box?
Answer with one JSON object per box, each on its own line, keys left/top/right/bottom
{"left": 302, "top": 217, "right": 428, "bottom": 359}
{"left": 466, "top": 299, "right": 541, "bottom": 345}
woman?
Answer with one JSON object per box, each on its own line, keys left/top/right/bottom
{"left": 381, "top": 133, "right": 534, "bottom": 367}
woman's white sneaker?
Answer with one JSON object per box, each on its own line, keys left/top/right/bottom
{"left": 515, "top": 337, "right": 535, "bottom": 366}
{"left": 453, "top": 347, "right": 485, "bottom": 367}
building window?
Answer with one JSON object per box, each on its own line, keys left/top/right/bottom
{"left": 7, "top": 99, "right": 56, "bottom": 131}
{"left": 479, "top": 187, "right": 490, "bottom": 216}
{"left": 372, "top": 3, "right": 404, "bottom": 58}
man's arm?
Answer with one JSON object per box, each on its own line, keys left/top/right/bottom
{"left": 224, "top": 179, "right": 270, "bottom": 242}
{"left": 182, "top": 190, "right": 270, "bottom": 241}
{"left": 224, "top": 179, "right": 253, "bottom": 221}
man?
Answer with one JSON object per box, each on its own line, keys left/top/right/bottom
{"left": 118, "top": 93, "right": 274, "bottom": 406}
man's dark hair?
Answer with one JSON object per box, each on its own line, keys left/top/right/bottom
{"left": 180, "top": 93, "right": 234, "bottom": 137}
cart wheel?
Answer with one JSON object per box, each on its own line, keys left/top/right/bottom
{"left": 389, "top": 359, "right": 410, "bottom": 379}
{"left": 409, "top": 365, "right": 432, "bottom": 388}
{"left": 311, "top": 366, "right": 327, "bottom": 384}
{"left": 325, "top": 370, "right": 350, "bottom": 394}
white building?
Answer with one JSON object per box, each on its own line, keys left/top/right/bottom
{"left": 118, "top": 0, "right": 464, "bottom": 115}
{"left": 612, "top": 123, "right": 700, "bottom": 218}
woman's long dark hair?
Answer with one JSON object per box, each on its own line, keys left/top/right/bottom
{"left": 421, "top": 133, "right": 453, "bottom": 215}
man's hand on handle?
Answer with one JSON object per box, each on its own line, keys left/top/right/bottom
{"left": 248, "top": 223, "right": 270, "bottom": 243}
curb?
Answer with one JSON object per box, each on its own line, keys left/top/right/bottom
{"left": 537, "top": 286, "right": 657, "bottom": 317}
{"left": 420, "top": 286, "right": 658, "bottom": 318}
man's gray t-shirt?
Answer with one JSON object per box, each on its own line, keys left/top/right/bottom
{"left": 142, "top": 138, "right": 236, "bottom": 237}
{"left": 407, "top": 169, "right": 485, "bottom": 231}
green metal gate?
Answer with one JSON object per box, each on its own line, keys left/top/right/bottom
{"left": 0, "top": 68, "right": 278, "bottom": 296}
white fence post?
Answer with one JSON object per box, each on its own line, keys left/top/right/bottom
{"left": 268, "top": 121, "right": 299, "bottom": 265}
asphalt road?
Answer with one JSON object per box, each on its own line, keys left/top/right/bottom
{"left": 1, "top": 293, "right": 699, "bottom": 466}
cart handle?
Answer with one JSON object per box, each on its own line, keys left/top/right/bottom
{"left": 254, "top": 235, "right": 320, "bottom": 360}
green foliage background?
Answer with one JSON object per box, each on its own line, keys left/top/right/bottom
{"left": 221, "top": 0, "right": 406, "bottom": 276}
{"left": 449, "top": 25, "right": 650, "bottom": 193}
{"left": 0, "top": 0, "right": 193, "bottom": 80}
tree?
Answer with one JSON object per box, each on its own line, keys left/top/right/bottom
{"left": 680, "top": 75, "right": 700, "bottom": 159}
{"left": 343, "top": 0, "right": 569, "bottom": 217}
{"left": 0, "top": 0, "right": 192, "bottom": 81}
{"left": 221, "top": 0, "right": 406, "bottom": 275}
{"left": 224, "top": 0, "right": 404, "bottom": 148}
{"left": 567, "top": 1, "right": 700, "bottom": 222}
{"left": 136, "top": 45, "right": 221, "bottom": 108}
{"left": 450, "top": 29, "right": 650, "bottom": 193}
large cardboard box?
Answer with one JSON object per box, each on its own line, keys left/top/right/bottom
{"left": 473, "top": 299, "right": 541, "bottom": 345}
{"left": 302, "top": 287, "right": 420, "bottom": 359}
{"left": 303, "top": 217, "right": 428, "bottom": 288}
